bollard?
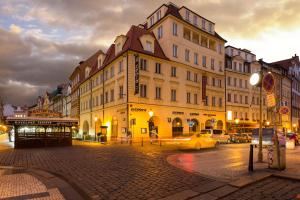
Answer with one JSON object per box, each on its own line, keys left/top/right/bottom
{"left": 248, "top": 144, "right": 254, "bottom": 172}
{"left": 141, "top": 137, "right": 144, "bottom": 147}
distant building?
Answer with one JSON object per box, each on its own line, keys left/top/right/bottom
{"left": 225, "top": 46, "right": 268, "bottom": 133}
{"left": 32, "top": 84, "right": 72, "bottom": 117}
{"left": 0, "top": 98, "right": 4, "bottom": 124}
{"left": 270, "top": 55, "right": 300, "bottom": 132}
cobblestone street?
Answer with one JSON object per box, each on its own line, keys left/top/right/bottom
{"left": 1, "top": 137, "right": 300, "bottom": 200}
{"left": 0, "top": 141, "right": 217, "bottom": 199}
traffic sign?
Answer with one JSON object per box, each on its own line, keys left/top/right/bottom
{"left": 262, "top": 73, "right": 275, "bottom": 93}
{"left": 279, "top": 106, "right": 289, "bottom": 115}
{"left": 266, "top": 93, "right": 276, "bottom": 107}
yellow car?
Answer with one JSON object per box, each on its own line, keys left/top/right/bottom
{"left": 174, "top": 133, "right": 217, "bottom": 150}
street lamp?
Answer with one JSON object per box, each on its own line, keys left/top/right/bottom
{"left": 94, "top": 117, "right": 98, "bottom": 141}
{"left": 148, "top": 110, "right": 154, "bottom": 117}
{"left": 250, "top": 71, "right": 263, "bottom": 163}
{"left": 266, "top": 121, "right": 270, "bottom": 127}
{"left": 235, "top": 118, "right": 239, "bottom": 124}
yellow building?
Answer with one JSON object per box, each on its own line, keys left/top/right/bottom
{"left": 71, "top": 3, "right": 227, "bottom": 140}
{"left": 225, "top": 46, "right": 268, "bottom": 133}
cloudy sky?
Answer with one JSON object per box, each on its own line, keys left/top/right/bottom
{"left": 1, "top": 0, "right": 300, "bottom": 106}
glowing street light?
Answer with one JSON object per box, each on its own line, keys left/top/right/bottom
{"left": 235, "top": 118, "right": 239, "bottom": 124}
{"left": 148, "top": 110, "right": 154, "bottom": 117}
{"left": 266, "top": 121, "right": 270, "bottom": 126}
{"left": 250, "top": 72, "right": 261, "bottom": 86}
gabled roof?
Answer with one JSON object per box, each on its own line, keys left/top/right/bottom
{"left": 270, "top": 55, "right": 300, "bottom": 70}
{"left": 84, "top": 25, "right": 168, "bottom": 81}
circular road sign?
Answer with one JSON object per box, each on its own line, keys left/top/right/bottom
{"left": 262, "top": 73, "right": 275, "bottom": 92}
{"left": 279, "top": 106, "right": 289, "bottom": 115}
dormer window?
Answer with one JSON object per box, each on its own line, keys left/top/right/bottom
{"left": 193, "top": 15, "right": 197, "bottom": 26}
{"left": 114, "top": 35, "right": 127, "bottom": 56}
{"left": 85, "top": 67, "right": 91, "bottom": 78}
{"left": 146, "top": 41, "right": 152, "bottom": 52}
{"left": 156, "top": 10, "right": 161, "bottom": 20}
{"left": 150, "top": 16, "right": 154, "bottom": 26}
{"left": 139, "top": 34, "right": 155, "bottom": 53}
{"left": 209, "top": 23, "right": 212, "bottom": 33}
{"left": 98, "top": 58, "right": 102, "bottom": 69}
{"left": 202, "top": 19, "right": 206, "bottom": 30}
{"left": 185, "top": 10, "right": 190, "bottom": 21}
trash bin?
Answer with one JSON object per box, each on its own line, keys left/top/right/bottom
{"left": 267, "top": 146, "right": 286, "bottom": 170}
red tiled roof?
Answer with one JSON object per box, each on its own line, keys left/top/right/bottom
{"left": 270, "top": 56, "right": 300, "bottom": 70}
{"left": 85, "top": 25, "right": 168, "bottom": 80}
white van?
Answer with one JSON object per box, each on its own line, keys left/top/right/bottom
{"left": 201, "top": 129, "right": 230, "bottom": 144}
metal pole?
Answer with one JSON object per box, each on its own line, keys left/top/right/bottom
{"left": 258, "top": 84, "right": 263, "bottom": 162}
{"left": 248, "top": 144, "right": 254, "bottom": 172}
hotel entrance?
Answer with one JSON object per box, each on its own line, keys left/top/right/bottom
{"left": 148, "top": 116, "right": 159, "bottom": 138}
{"left": 172, "top": 117, "right": 183, "bottom": 137}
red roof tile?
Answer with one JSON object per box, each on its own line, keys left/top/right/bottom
{"left": 270, "top": 55, "right": 300, "bottom": 70}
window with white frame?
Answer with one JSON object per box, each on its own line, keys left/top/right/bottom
{"left": 194, "top": 53, "right": 198, "bottom": 65}
{"left": 140, "top": 84, "right": 147, "bottom": 98}
{"left": 155, "top": 87, "right": 161, "bottom": 99}
{"left": 155, "top": 63, "right": 161, "bottom": 74}
{"left": 171, "top": 66, "right": 176, "bottom": 77}
{"left": 145, "top": 41, "right": 153, "bottom": 52}
{"left": 172, "top": 22, "right": 178, "bottom": 36}
{"left": 171, "top": 89, "right": 176, "bottom": 101}
{"left": 157, "top": 26, "right": 163, "bottom": 39}
{"left": 185, "top": 49, "right": 190, "bottom": 62}
{"left": 172, "top": 44, "right": 178, "bottom": 57}
{"left": 187, "top": 92, "right": 191, "bottom": 103}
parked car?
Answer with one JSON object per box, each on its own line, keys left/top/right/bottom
{"left": 286, "top": 132, "right": 299, "bottom": 145}
{"left": 200, "top": 129, "right": 231, "bottom": 144}
{"left": 230, "top": 133, "right": 251, "bottom": 143}
{"left": 252, "top": 128, "right": 286, "bottom": 147}
{"left": 174, "top": 132, "right": 217, "bottom": 150}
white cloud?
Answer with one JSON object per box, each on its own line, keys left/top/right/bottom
{"left": 9, "top": 24, "right": 22, "bottom": 34}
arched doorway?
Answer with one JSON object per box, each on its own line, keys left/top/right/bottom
{"left": 205, "top": 119, "right": 213, "bottom": 129}
{"left": 172, "top": 118, "right": 183, "bottom": 137}
{"left": 111, "top": 118, "right": 118, "bottom": 141}
{"left": 217, "top": 120, "right": 223, "bottom": 130}
{"left": 148, "top": 116, "right": 159, "bottom": 137}
{"left": 190, "top": 119, "right": 199, "bottom": 133}
{"left": 83, "top": 120, "right": 89, "bottom": 137}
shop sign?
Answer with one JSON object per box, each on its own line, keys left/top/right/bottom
{"left": 172, "top": 111, "right": 184, "bottom": 115}
{"left": 190, "top": 113, "right": 199, "bottom": 116}
{"left": 130, "top": 108, "right": 146, "bottom": 112}
{"left": 134, "top": 54, "right": 139, "bottom": 94}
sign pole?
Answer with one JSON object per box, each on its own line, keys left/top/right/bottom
{"left": 258, "top": 84, "right": 263, "bottom": 163}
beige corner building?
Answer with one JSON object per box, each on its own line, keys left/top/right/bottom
{"left": 225, "top": 46, "right": 268, "bottom": 133}
{"left": 69, "top": 3, "right": 227, "bottom": 140}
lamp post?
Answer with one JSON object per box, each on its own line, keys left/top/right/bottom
{"left": 94, "top": 117, "right": 98, "bottom": 141}
{"left": 250, "top": 71, "right": 263, "bottom": 163}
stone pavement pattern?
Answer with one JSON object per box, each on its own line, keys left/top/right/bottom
{"left": 221, "top": 176, "right": 300, "bottom": 200}
{"left": 0, "top": 169, "right": 64, "bottom": 199}
{"left": 0, "top": 142, "right": 218, "bottom": 200}
{"left": 1, "top": 139, "right": 300, "bottom": 200}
